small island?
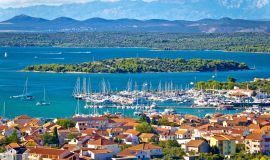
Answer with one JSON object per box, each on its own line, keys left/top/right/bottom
{"left": 23, "top": 58, "right": 249, "bottom": 73}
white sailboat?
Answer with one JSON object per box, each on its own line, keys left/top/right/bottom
{"left": 36, "top": 87, "right": 50, "bottom": 106}
{"left": 212, "top": 66, "right": 218, "bottom": 79}
{"left": 4, "top": 52, "right": 7, "bottom": 58}
{"left": 10, "top": 78, "right": 34, "bottom": 101}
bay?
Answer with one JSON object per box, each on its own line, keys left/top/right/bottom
{"left": 0, "top": 47, "right": 270, "bottom": 118}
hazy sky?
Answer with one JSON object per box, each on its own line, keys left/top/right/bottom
{"left": 0, "top": 0, "right": 269, "bottom": 21}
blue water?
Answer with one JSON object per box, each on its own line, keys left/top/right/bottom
{"left": 0, "top": 47, "right": 270, "bottom": 119}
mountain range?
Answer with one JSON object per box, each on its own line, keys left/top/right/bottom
{"left": 0, "top": 15, "right": 270, "bottom": 33}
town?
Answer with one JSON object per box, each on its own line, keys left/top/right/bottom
{"left": 0, "top": 106, "right": 270, "bottom": 160}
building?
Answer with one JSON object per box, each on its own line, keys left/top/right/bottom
{"left": 27, "top": 147, "right": 77, "bottom": 160}
{"left": 80, "top": 148, "right": 112, "bottom": 160}
{"left": 139, "top": 133, "right": 158, "bottom": 143}
{"left": 245, "top": 133, "right": 270, "bottom": 155}
{"left": 87, "top": 138, "right": 120, "bottom": 154}
{"left": 184, "top": 140, "right": 209, "bottom": 153}
{"left": 210, "top": 135, "right": 236, "bottom": 155}
{"left": 118, "top": 143, "right": 162, "bottom": 159}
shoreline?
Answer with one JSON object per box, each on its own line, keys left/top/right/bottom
{"left": 2, "top": 46, "right": 270, "bottom": 54}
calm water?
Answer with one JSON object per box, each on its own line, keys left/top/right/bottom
{"left": 0, "top": 47, "right": 270, "bottom": 119}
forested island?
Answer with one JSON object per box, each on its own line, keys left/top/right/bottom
{"left": 23, "top": 58, "right": 249, "bottom": 73}
{"left": 195, "top": 77, "right": 270, "bottom": 94}
{"left": 0, "top": 32, "right": 269, "bottom": 53}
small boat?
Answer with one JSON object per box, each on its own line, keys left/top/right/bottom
{"left": 4, "top": 52, "right": 7, "bottom": 58}
{"left": 36, "top": 87, "right": 50, "bottom": 106}
{"left": 11, "top": 78, "right": 34, "bottom": 101}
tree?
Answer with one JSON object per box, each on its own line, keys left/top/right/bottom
{"left": 42, "top": 127, "right": 59, "bottom": 147}
{"left": 56, "top": 118, "right": 75, "bottom": 129}
{"left": 228, "top": 76, "right": 237, "bottom": 83}
{"left": 139, "top": 114, "right": 151, "bottom": 124}
{"left": 52, "top": 127, "right": 59, "bottom": 146}
{"left": 135, "top": 122, "right": 154, "bottom": 133}
{"left": 66, "top": 133, "right": 78, "bottom": 140}
{"left": 210, "top": 146, "right": 220, "bottom": 154}
{"left": 6, "top": 129, "right": 20, "bottom": 143}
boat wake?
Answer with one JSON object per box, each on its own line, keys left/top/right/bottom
{"left": 41, "top": 52, "right": 62, "bottom": 55}
{"left": 43, "top": 58, "right": 65, "bottom": 60}
{"left": 68, "top": 51, "right": 92, "bottom": 54}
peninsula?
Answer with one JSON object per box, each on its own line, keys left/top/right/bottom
{"left": 23, "top": 58, "right": 249, "bottom": 73}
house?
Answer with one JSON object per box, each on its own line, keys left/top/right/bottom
{"left": 2, "top": 143, "right": 28, "bottom": 160}
{"left": 80, "top": 148, "right": 113, "bottom": 160}
{"left": 87, "top": 138, "right": 120, "bottom": 154}
{"left": 107, "top": 128, "right": 123, "bottom": 138}
{"left": 139, "top": 133, "right": 158, "bottom": 143}
{"left": 117, "top": 149, "right": 148, "bottom": 159}
{"left": 117, "top": 133, "right": 140, "bottom": 145}
{"left": 175, "top": 126, "right": 193, "bottom": 140}
{"left": 27, "top": 146, "right": 78, "bottom": 160}
{"left": 210, "top": 135, "right": 236, "bottom": 155}
{"left": 68, "top": 136, "right": 91, "bottom": 147}
{"left": 159, "top": 130, "right": 176, "bottom": 141}
{"left": 118, "top": 143, "right": 162, "bottom": 159}
{"left": 245, "top": 133, "right": 270, "bottom": 155}
{"left": 184, "top": 140, "right": 209, "bottom": 153}
{"left": 72, "top": 117, "right": 109, "bottom": 131}
{"left": 7, "top": 115, "right": 32, "bottom": 127}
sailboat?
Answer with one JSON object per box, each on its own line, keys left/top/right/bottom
{"left": 212, "top": 66, "right": 218, "bottom": 79}
{"left": 10, "top": 78, "right": 34, "bottom": 101}
{"left": 36, "top": 87, "right": 50, "bottom": 106}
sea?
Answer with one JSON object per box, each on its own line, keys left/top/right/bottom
{"left": 0, "top": 47, "right": 270, "bottom": 119}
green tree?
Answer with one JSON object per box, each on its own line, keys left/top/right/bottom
{"left": 6, "top": 129, "right": 20, "bottom": 143}
{"left": 56, "top": 118, "right": 75, "bottom": 129}
{"left": 139, "top": 114, "right": 151, "bottom": 124}
{"left": 135, "top": 122, "right": 154, "bottom": 133}
{"left": 228, "top": 76, "right": 237, "bottom": 83}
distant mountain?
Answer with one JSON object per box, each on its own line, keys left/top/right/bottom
{"left": 0, "top": 15, "right": 269, "bottom": 33}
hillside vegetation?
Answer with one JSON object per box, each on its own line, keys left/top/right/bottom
{"left": 23, "top": 58, "right": 249, "bottom": 73}
{"left": 0, "top": 32, "right": 269, "bottom": 53}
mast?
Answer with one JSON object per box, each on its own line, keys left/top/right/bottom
{"left": 3, "top": 102, "right": 5, "bottom": 118}
{"left": 43, "top": 87, "right": 46, "bottom": 101}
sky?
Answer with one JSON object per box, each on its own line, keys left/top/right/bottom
{"left": 0, "top": 0, "right": 269, "bottom": 21}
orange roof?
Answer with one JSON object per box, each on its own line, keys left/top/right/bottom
{"left": 212, "top": 135, "right": 235, "bottom": 141}
{"left": 88, "top": 138, "right": 116, "bottom": 146}
{"left": 81, "top": 148, "right": 112, "bottom": 154}
{"left": 246, "top": 133, "right": 264, "bottom": 141}
{"left": 127, "top": 143, "right": 161, "bottom": 150}
{"left": 124, "top": 129, "right": 140, "bottom": 136}
{"left": 179, "top": 125, "right": 193, "bottom": 130}
{"left": 5, "top": 143, "right": 21, "bottom": 149}
{"left": 0, "top": 125, "right": 8, "bottom": 131}
{"left": 248, "top": 124, "right": 261, "bottom": 130}
{"left": 82, "top": 128, "right": 98, "bottom": 135}
{"left": 261, "top": 126, "right": 270, "bottom": 132}
{"left": 118, "top": 149, "right": 140, "bottom": 157}
{"left": 28, "top": 147, "right": 67, "bottom": 156}
{"left": 111, "top": 118, "right": 136, "bottom": 123}
{"left": 186, "top": 140, "right": 205, "bottom": 148}
{"left": 139, "top": 133, "right": 156, "bottom": 139}
{"left": 175, "top": 130, "right": 188, "bottom": 135}
{"left": 123, "top": 122, "right": 140, "bottom": 127}
{"left": 15, "top": 115, "right": 31, "bottom": 120}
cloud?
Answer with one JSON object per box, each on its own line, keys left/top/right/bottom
{"left": 218, "top": 0, "right": 244, "bottom": 8}
{"left": 256, "top": 0, "right": 269, "bottom": 8}
{"left": 0, "top": 0, "right": 119, "bottom": 8}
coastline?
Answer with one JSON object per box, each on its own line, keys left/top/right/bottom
{"left": 2, "top": 46, "right": 270, "bottom": 54}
